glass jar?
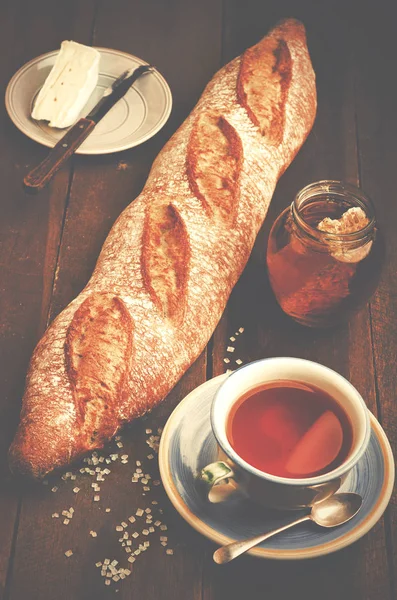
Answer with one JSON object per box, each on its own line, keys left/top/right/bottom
{"left": 267, "top": 180, "right": 383, "bottom": 328}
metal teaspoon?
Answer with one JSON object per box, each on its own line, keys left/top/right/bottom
{"left": 213, "top": 492, "right": 363, "bottom": 564}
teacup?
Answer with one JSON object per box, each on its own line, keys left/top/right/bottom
{"left": 200, "top": 357, "right": 371, "bottom": 510}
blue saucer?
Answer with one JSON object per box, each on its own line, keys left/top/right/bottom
{"left": 159, "top": 375, "right": 394, "bottom": 559}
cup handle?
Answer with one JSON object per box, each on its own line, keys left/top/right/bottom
{"left": 200, "top": 461, "right": 242, "bottom": 503}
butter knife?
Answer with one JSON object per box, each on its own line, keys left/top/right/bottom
{"left": 24, "top": 64, "right": 153, "bottom": 193}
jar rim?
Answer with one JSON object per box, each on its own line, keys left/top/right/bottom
{"left": 292, "top": 180, "right": 376, "bottom": 243}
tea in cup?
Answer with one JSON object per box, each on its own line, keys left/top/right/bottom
{"left": 200, "top": 357, "right": 371, "bottom": 509}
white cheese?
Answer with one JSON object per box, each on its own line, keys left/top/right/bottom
{"left": 32, "top": 41, "right": 100, "bottom": 128}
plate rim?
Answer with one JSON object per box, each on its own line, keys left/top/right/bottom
{"left": 159, "top": 374, "right": 395, "bottom": 560}
{"left": 5, "top": 46, "right": 172, "bottom": 155}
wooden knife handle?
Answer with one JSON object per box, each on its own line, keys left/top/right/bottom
{"left": 24, "top": 118, "right": 96, "bottom": 193}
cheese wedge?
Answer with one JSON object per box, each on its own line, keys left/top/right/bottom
{"left": 32, "top": 41, "right": 100, "bottom": 128}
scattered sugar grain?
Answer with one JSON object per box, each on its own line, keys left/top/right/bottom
{"left": 239, "top": 327, "right": 244, "bottom": 333}
{"left": 230, "top": 336, "right": 236, "bottom": 342}
{"left": 73, "top": 487, "right": 80, "bottom": 494}
{"left": 116, "top": 526, "right": 123, "bottom": 532}
{"left": 166, "top": 549, "right": 174, "bottom": 555}
{"left": 105, "top": 508, "right": 111, "bottom": 513}
{"left": 132, "top": 532, "right": 139, "bottom": 539}
{"left": 94, "top": 495, "right": 100, "bottom": 502}
{"left": 64, "top": 550, "right": 73, "bottom": 557}
{"left": 160, "top": 524, "right": 168, "bottom": 531}
{"left": 128, "top": 556, "right": 136, "bottom": 564}
{"left": 63, "top": 519, "right": 70, "bottom": 525}
{"left": 235, "top": 359, "right": 243, "bottom": 365}
{"left": 105, "top": 580, "right": 111, "bottom": 586}
{"left": 147, "top": 454, "right": 154, "bottom": 460}
{"left": 227, "top": 346, "right": 235, "bottom": 353}
{"left": 51, "top": 486, "right": 58, "bottom": 492}
{"left": 136, "top": 508, "right": 144, "bottom": 516}
{"left": 52, "top": 513, "right": 59, "bottom": 518}
{"left": 128, "top": 516, "right": 136, "bottom": 523}
{"left": 154, "top": 520, "right": 161, "bottom": 527}
{"left": 90, "top": 531, "right": 97, "bottom": 538}
{"left": 121, "top": 521, "right": 128, "bottom": 528}
{"left": 223, "top": 358, "right": 230, "bottom": 364}
{"left": 96, "top": 562, "right": 102, "bottom": 568}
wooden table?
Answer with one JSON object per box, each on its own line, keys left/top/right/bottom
{"left": 1, "top": 1, "right": 396, "bottom": 598}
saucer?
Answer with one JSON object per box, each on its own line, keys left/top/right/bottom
{"left": 159, "top": 374, "right": 394, "bottom": 560}
{"left": 5, "top": 48, "right": 172, "bottom": 155}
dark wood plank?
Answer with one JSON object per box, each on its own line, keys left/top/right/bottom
{"left": 206, "top": 2, "right": 392, "bottom": 600}
{"left": 354, "top": 2, "right": 397, "bottom": 597}
{"left": 0, "top": 2, "right": 97, "bottom": 598}
{"left": 7, "top": 2, "right": 222, "bottom": 599}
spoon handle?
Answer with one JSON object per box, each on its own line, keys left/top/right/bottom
{"left": 213, "top": 514, "right": 311, "bottom": 564}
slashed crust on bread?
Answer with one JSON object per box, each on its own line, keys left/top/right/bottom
{"left": 187, "top": 112, "right": 242, "bottom": 223}
{"left": 65, "top": 293, "right": 133, "bottom": 448}
{"left": 141, "top": 203, "right": 190, "bottom": 323}
{"left": 237, "top": 37, "right": 292, "bottom": 145}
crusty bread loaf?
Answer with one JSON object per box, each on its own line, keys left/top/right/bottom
{"left": 9, "top": 19, "right": 316, "bottom": 478}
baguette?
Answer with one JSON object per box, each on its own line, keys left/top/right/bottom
{"left": 9, "top": 19, "right": 316, "bottom": 478}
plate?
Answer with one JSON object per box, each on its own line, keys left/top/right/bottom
{"left": 5, "top": 48, "right": 172, "bottom": 155}
{"left": 159, "top": 374, "right": 394, "bottom": 560}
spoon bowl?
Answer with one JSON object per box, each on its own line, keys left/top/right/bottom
{"left": 213, "top": 492, "right": 363, "bottom": 564}
{"left": 311, "top": 492, "right": 363, "bottom": 528}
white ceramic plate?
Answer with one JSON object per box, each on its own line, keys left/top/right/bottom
{"left": 159, "top": 374, "right": 395, "bottom": 560}
{"left": 5, "top": 48, "right": 172, "bottom": 155}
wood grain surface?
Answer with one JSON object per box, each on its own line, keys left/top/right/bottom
{"left": 0, "top": 1, "right": 395, "bottom": 599}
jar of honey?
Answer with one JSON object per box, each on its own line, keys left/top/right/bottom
{"left": 267, "top": 181, "right": 383, "bottom": 327}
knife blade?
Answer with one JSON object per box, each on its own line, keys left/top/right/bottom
{"left": 24, "top": 64, "right": 153, "bottom": 193}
